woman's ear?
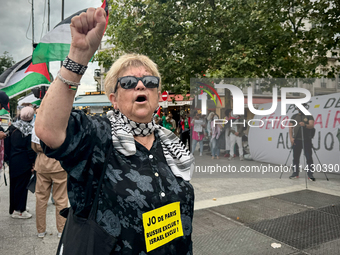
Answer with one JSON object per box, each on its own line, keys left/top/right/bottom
{"left": 109, "top": 93, "right": 118, "bottom": 110}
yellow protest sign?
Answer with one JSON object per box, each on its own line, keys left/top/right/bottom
{"left": 142, "top": 202, "right": 183, "bottom": 252}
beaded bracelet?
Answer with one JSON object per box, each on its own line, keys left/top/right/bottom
{"left": 63, "top": 56, "right": 88, "bottom": 75}
{"left": 57, "top": 71, "right": 80, "bottom": 91}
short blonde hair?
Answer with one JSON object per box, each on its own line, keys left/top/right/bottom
{"left": 104, "top": 54, "right": 162, "bottom": 97}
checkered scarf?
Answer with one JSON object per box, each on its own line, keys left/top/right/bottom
{"left": 109, "top": 110, "right": 194, "bottom": 181}
{"left": 12, "top": 119, "right": 34, "bottom": 137}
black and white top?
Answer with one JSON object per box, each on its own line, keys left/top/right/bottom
{"left": 42, "top": 110, "right": 194, "bottom": 255}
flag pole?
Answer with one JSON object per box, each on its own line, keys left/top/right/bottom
{"left": 61, "top": 0, "right": 64, "bottom": 20}
{"left": 31, "top": 0, "right": 35, "bottom": 53}
{"left": 48, "top": 0, "right": 50, "bottom": 32}
{"left": 60, "top": 0, "right": 65, "bottom": 67}
{"left": 46, "top": 0, "right": 50, "bottom": 73}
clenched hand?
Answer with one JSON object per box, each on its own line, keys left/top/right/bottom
{"left": 68, "top": 7, "right": 107, "bottom": 66}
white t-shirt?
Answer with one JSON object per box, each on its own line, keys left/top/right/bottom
{"left": 193, "top": 119, "right": 204, "bottom": 132}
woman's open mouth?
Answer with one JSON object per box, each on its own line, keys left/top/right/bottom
{"left": 135, "top": 95, "right": 147, "bottom": 103}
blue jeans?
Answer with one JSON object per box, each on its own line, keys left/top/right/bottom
{"left": 192, "top": 139, "right": 203, "bottom": 155}
{"left": 211, "top": 138, "right": 220, "bottom": 157}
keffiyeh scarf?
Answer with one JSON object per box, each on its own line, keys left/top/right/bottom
{"left": 109, "top": 110, "right": 194, "bottom": 181}
{"left": 12, "top": 119, "right": 34, "bottom": 137}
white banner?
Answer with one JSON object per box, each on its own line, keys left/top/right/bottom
{"left": 249, "top": 93, "right": 340, "bottom": 170}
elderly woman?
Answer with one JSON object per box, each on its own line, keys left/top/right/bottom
{"left": 35, "top": 7, "right": 194, "bottom": 255}
{"left": 5, "top": 106, "right": 36, "bottom": 219}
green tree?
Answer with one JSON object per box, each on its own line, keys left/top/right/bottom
{"left": 95, "top": 0, "right": 340, "bottom": 92}
{"left": 0, "top": 52, "right": 16, "bottom": 116}
{"left": 0, "top": 51, "right": 15, "bottom": 75}
{"left": 309, "top": 0, "right": 340, "bottom": 78}
{"left": 9, "top": 94, "right": 22, "bottom": 117}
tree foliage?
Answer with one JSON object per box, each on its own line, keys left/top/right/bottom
{"left": 0, "top": 52, "right": 17, "bottom": 115}
{"left": 95, "top": 0, "right": 340, "bottom": 92}
{"left": 0, "top": 51, "right": 15, "bottom": 76}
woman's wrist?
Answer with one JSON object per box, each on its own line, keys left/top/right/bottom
{"left": 68, "top": 46, "right": 94, "bottom": 66}
{"left": 60, "top": 66, "right": 82, "bottom": 82}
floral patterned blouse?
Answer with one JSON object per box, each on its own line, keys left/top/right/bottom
{"left": 42, "top": 110, "right": 194, "bottom": 255}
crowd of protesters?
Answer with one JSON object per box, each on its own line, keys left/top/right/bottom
{"left": 0, "top": 92, "right": 69, "bottom": 240}
{"left": 153, "top": 108, "right": 248, "bottom": 161}
{"left": 148, "top": 107, "right": 249, "bottom": 161}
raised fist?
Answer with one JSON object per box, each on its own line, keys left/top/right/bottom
{"left": 68, "top": 7, "right": 107, "bottom": 66}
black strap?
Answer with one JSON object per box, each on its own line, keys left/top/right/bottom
{"left": 89, "top": 143, "right": 113, "bottom": 219}
{"left": 3, "top": 162, "right": 7, "bottom": 186}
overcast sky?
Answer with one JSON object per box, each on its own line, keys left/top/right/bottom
{"left": 0, "top": 0, "right": 104, "bottom": 96}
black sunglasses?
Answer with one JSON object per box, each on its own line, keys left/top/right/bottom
{"left": 114, "top": 76, "right": 160, "bottom": 93}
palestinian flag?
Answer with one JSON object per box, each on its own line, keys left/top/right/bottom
{"left": 0, "top": 56, "right": 51, "bottom": 98}
{"left": 32, "top": 0, "right": 109, "bottom": 64}
{"left": 18, "top": 94, "right": 41, "bottom": 106}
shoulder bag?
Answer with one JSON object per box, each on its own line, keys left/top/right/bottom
{"left": 56, "top": 144, "right": 116, "bottom": 255}
{"left": 26, "top": 171, "right": 36, "bottom": 193}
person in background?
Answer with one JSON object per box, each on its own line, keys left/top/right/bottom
{"left": 12, "top": 106, "right": 22, "bottom": 123}
{"left": 162, "top": 111, "right": 167, "bottom": 126}
{"left": 206, "top": 112, "right": 215, "bottom": 138}
{"left": 180, "top": 114, "right": 191, "bottom": 151}
{"left": 164, "top": 116, "right": 175, "bottom": 132}
{"left": 168, "top": 112, "right": 177, "bottom": 131}
{"left": 211, "top": 113, "right": 222, "bottom": 159}
{"left": 4, "top": 106, "right": 36, "bottom": 219}
{"left": 206, "top": 111, "right": 215, "bottom": 154}
{"left": 154, "top": 114, "right": 163, "bottom": 127}
{"left": 0, "top": 127, "right": 6, "bottom": 140}
{"left": 32, "top": 104, "right": 39, "bottom": 120}
{"left": 0, "top": 91, "right": 10, "bottom": 139}
{"left": 289, "top": 105, "right": 315, "bottom": 181}
{"left": 228, "top": 114, "right": 244, "bottom": 161}
{"left": 12, "top": 103, "right": 33, "bottom": 123}
{"left": 191, "top": 111, "right": 205, "bottom": 156}
{"left": 20, "top": 103, "right": 33, "bottom": 110}
{"left": 224, "top": 109, "right": 232, "bottom": 158}
{"left": 0, "top": 91, "right": 8, "bottom": 183}
{"left": 31, "top": 115, "right": 68, "bottom": 238}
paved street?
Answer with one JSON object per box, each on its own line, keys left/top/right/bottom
{"left": 192, "top": 153, "right": 340, "bottom": 254}
{"left": 1, "top": 153, "right": 340, "bottom": 254}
